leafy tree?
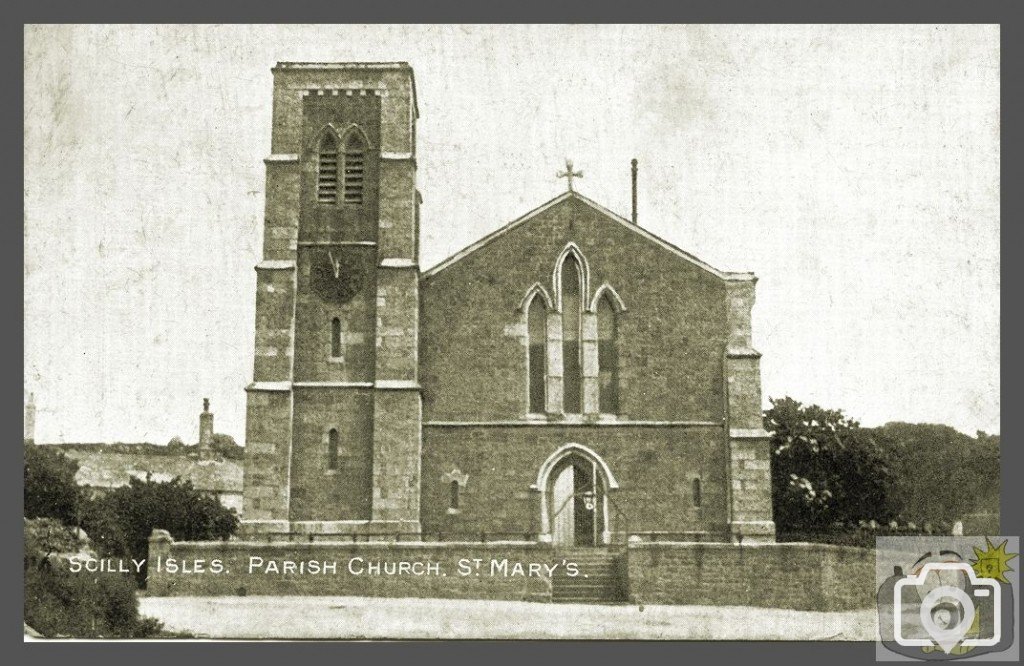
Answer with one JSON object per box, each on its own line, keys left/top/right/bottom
{"left": 765, "top": 397, "right": 897, "bottom": 531}
{"left": 869, "top": 423, "right": 1000, "bottom": 525}
{"left": 82, "top": 476, "right": 238, "bottom": 585}
{"left": 24, "top": 444, "right": 85, "bottom": 525}
{"left": 210, "top": 433, "right": 244, "bottom": 460}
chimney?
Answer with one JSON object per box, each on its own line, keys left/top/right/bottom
{"left": 631, "top": 158, "right": 638, "bottom": 225}
{"left": 199, "top": 398, "right": 214, "bottom": 460}
{"left": 24, "top": 392, "right": 36, "bottom": 445}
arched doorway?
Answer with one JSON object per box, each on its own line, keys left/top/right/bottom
{"left": 535, "top": 444, "right": 618, "bottom": 546}
{"left": 550, "top": 455, "right": 603, "bottom": 546}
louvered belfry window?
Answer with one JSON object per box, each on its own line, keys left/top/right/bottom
{"left": 343, "top": 133, "right": 365, "bottom": 204}
{"left": 317, "top": 134, "right": 338, "bottom": 203}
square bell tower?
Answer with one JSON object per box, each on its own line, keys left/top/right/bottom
{"left": 242, "top": 62, "right": 421, "bottom": 537}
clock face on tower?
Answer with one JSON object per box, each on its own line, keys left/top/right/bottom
{"left": 310, "top": 250, "right": 365, "bottom": 304}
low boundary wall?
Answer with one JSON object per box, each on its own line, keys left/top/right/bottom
{"left": 147, "top": 532, "right": 875, "bottom": 610}
{"left": 625, "top": 541, "right": 875, "bottom": 611}
{"left": 146, "top": 531, "right": 553, "bottom": 602}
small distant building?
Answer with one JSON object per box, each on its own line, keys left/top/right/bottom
{"left": 35, "top": 399, "right": 243, "bottom": 511}
{"left": 52, "top": 443, "right": 243, "bottom": 513}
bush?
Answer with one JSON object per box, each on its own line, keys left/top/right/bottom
{"left": 24, "top": 444, "right": 84, "bottom": 524}
{"left": 83, "top": 475, "right": 239, "bottom": 586}
{"left": 23, "top": 519, "right": 162, "bottom": 638}
{"left": 210, "top": 433, "right": 243, "bottom": 460}
{"left": 25, "top": 564, "right": 162, "bottom": 638}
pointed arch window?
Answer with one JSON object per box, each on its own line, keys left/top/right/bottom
{"left": 317, "top": 133, "right": 338, "bottom": 203}
{"left": 328, "top": 428, "right": 340, "bottom": 471}
{"left": 331, "top": 317, "right": 342, "bottom": 358}
{"left": 527, "top": 295, "right": 547, "bottom": 414}
{"left": 561, "top": 256, "right": 583, "bottom": 414}
{"left": 342, "top": 132, "right": 365, "bottom": 204}
{"left": 597, "top": 294, "right": 619, "bottom": 414}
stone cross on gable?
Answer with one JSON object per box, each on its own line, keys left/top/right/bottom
{"left": 557, "top": 159, "right": 583, "bottom": 192}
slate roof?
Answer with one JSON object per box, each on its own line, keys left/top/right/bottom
{"left": 421, "top": 191, "right": 756, "bottom": 282}
{"left": 45, "top": 444, "right": 242, "bottom": 493}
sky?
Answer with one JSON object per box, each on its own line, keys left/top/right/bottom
{"left": 23, "top": 24, "right": 1000, "bottom": 444}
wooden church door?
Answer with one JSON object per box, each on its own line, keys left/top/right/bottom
{"left": 550, "top": 457, "right": 604, "bottom": 547}
{"left": 552, "top": 464, "right": 575, "bottom": 545}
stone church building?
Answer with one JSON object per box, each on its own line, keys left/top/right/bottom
{"left": 241, "top": 62, "right": 775, "bottom": 547}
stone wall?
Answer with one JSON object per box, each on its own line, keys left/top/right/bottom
{"left": 419, "top": 196, "right": 729, "bottom": 423}
{"left": 625, "top": 542, "right": 875, "bottom": 611}
{"left": 421, "top": 424, "right": 730, "bottom": 538}
{"left": 244, "top": 64, "right": 421, "bottom": 528}
{"left": 288, "top": 387, "right": 374, "bottom": 521}
{"left": 147, "top": 534, "right": 873, "bottom": 612}
{"left": 293, "top": 246, "right": 377, "bottom": 383}
{"left": 242, "top": 389, "right": 292, "bottom": 521}
{"left": 147, "top": 533, "right": 552, "bottom": 601}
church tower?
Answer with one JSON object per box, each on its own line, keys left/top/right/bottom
{"left": 242, "top": 63, "right": 421, "bottom": 536}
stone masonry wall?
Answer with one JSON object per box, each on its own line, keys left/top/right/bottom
{"left": 372, "top": 390, "right": 421, "bottom": 524}
{"left": 146, "top": 536, "right": 872, "bottom": 612}
{"left": 298, "top": 93, "right": 381, "bottom": 244}
{"left": 288, "top": 388, "right": 374, "bottom": 521}
{"left": 242, "top": 390, "right": 292, "bottom": 521}
{"left": 147, "top": 535, "right": 552, "bottom": 602}
{"left": 729, "top": 435, "right": 773, "bottom": 526}
{"left": 420, "top": 196, "right": 729, "bottom": 423}
{"left": 421, "top": 425, "right": 730, "bottom": 537}
{"left": 626, "top": 542, "right": 875, "bottom": 611}
{"left": 245, "top": 65, "right": 420, "bottom": 528}
{"left": 293, "top": 246, "right": 377, "bottom": 383}
{"left": 252, "top": 267, "right": 295, "bottom": 382}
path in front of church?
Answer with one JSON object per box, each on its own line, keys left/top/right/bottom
{"left": 139, "top": 595, "right": 875, "bottom": 640}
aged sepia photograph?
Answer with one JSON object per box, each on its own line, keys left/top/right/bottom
{"left": 23, "top": 24, "right": 1000, "bottom": 640}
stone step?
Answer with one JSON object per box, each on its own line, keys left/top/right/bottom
{"left": 553, "top": 590, "right": 624, "bottom": 598}
{"left": 559, "top": 555, "right": 619, "bottom": 562}
{"left": 552, "top": 593, "right": 625, "bottom": 603}
{"left": 550, "top": 552, "right": 627, "bottom": 603}
{"left": 554, "top": 583, "right": 619, "bottom": 591}
{"left": 552, "top": 572, "right": 618, "bottom": 581}
{"left": 562, "top": 564, "right": 617, "bottom": 569}
{"left": 556, "top": 560, "right": 619, "bottom": 568}
{"left": 554, "top": 562, "right": 618, "bottom": 569}
{"left": 553, "top": 580, "right": 622, "bottom": 588}
{"left": 554, "top": 574, "right": 619, "bottom": 582}
{"left": 557, "top": 553, "right": 618, "bottom": 561}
